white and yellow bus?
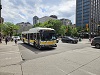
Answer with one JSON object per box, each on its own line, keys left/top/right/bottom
{"left": 21, "top": 27, "right": 57, "bottom": 49}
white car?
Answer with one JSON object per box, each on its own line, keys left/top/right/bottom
{"left": 12, "top": 36, "right": 20, "bottom": 41}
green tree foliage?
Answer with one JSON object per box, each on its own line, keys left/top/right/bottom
{"left": 65, "top": 25, "right": 78, "bottom": 37}
{"left": 34, "top": 23, "right": 42, "bottom": 27}
{"left": 71, "top": 27, "right": 78, "bottom": 36}
{"left": 44, "top": 20, "right": 62, "bottom": 34}
{"left": 1, "top": 23, "right": 9, "bottom": 35}
{"left": 59, "top": 25, "right": 66, "bottom": 36}
{"left": 65, "top": 25, "right": 72, "bottom": 36}
{"left": 76, "top": 26, "right": 82, "bottom": 33}
{"left": 0, "top": 23, "right": 4, "bottom": 32}
{"left": 1, "top": 22, "right": 19, "bottom": 37}
{"left": 33, "top": 20, "right": 78, "bottom": 36}
{"left": 33, "top": 19, "right": 64, "bottom": 35}
{"left": 76, "top": 26, "right": 89, "bottom": 33}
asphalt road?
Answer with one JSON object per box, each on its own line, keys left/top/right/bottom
{"left": 18, "top": 40, "right": 91, "bottom": 61}
{"left": 1, "top": 40, "right": 100, "bottom": 75}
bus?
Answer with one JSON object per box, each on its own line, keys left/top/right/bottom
{"left": 21, "top": 27, "right": 57, "bottom": 49}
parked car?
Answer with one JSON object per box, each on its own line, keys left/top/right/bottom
{"left": 12, "top": 36, "right": 20, "bottom": 41}
{"left": 61, "top": 36, "right": 78, "bottom": 44}
{"left": 91, "top": 36, "right": 100, "bottom": 49}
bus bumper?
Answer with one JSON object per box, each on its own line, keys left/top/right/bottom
{"left": 40, "top": 44, "right": 57, "bottom": 48}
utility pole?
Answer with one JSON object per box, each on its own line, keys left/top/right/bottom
{"left": 0, "top": 0, "right": 3, "bottom": 43}
{"left": 0, "top": 0, "right": 1, "bottom": 17}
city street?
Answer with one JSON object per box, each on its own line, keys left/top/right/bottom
{"left": 1, "top": 0, "right": 100, "bottom": 75}
{"left": 18, "top": 40, "right": 91, "bottom": 61}
{"left": 0, "top": 39, "right": 100, "bottom": 75}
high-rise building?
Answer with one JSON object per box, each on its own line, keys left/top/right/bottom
{"left": 76, "top": 0, "right": 100, "bottom": 33}
{"left": 33, "top": 16, "right": 39, "bottom": 25}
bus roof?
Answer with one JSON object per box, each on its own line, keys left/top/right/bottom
{"left": 22, "top": 27, "right": 55, "bottom": 34}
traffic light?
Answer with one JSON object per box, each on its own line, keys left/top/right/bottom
{"left": 86, "top": 24, "right": 88, "bottom": 28}
{"left": 86, "top": 24, "right": 88, "bottom": 31}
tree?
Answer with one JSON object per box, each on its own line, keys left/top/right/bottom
{"left": 33, "top": 19, "right": 63, "bottom": 35}
{"left": 33, "top": 20, "right": 79, "bottom": 36}
{"left": 45, "top": 20, "right": 62, "bottom": 34}
{"left": 2, "top": 22, "right": 19, "bottom": 37}
{"left": 0, "top": 23, "right": 4, "bottom": 33}
{"left": 2, "top": 24, "right": 9, "bottom": 36}
{"left": 71, "top": 27, "right": 78, "bottom": 36}
{"left": 76, "top": 26, "right": 82, "bottom": 33}
{"left": 65, "top": 25, "right": 78, "bottom": 37}
{"left": 65, "top": 25, "right": 72, "bottom": 36}
{"left": 34, "top": 23, "right": 42, "bottom": 27}
{"left": 59, "top": 25, "right": 66, "bottom": 36}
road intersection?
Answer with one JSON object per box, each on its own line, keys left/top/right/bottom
{"left": 0, "top": 39, "right": 100, "bottom": 75}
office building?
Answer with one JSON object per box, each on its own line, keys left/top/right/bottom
{"left": 76, "top": 0, "right": 100, "bottom": 33}
{"left": 33, "top": 16, "right": 58, "bottom": 24}
{"left": 16, "top": 22, "right": 32, "bottom": 33}
{"left": 39, "top": 16, "right": 57, "bottom": 23}
{"left": 60, "top": 18, "right": 72, "bottom": 26}
{"left": 33, "top": 15, "right": 72, "bottom": 26}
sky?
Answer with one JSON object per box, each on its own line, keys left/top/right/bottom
{"left": 1, "top": 0, "right": 76, "bottom": 24}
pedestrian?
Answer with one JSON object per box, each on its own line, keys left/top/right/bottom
{"left": 89, "top": 37, "right": 91, "bottom": 42}
{"left": 14, "top": 39, "right": 17, "bottom": 44}
{"left": 5, "top": 37, "right": 8, "bottom": 45}
{"left": 0, "top": 37, "right": 2, "bottom": 43}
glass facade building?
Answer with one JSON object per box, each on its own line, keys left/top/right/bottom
{"left": 76, "top": 0, "right": 100, "bottom": 33}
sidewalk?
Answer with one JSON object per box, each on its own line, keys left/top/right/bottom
{"left": 0, "top": 41, "right": 22, "bottom": 75}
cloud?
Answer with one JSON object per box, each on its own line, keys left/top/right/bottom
{"left": 1, "top": 0, "right": 76, "bottom": 24}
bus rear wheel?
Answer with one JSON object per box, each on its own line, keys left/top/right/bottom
{"left": 33, "top": 42, "right": 37, "bottom": 47}
{"left": 38, "top": 45, "right": 42, "bottom": 50}
{"left": 23, "top": 39, "right": 25, "bottom": 43}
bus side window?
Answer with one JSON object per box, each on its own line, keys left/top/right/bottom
{"left": 37, "top": 33, "right": 40, "bottom": 40}
{"left": 30, "top": 33, "right": 33, "bottom": 40}
{"left": 26, "top": 34, "right": 28, "bottom": 39}
{"left": 28, "top": 34, "right": 30, "bottom": 39}
{"left": 22, "top": 34, "right": 23, "bottom": 37}
{"left": 34, "top": 33, "right": 36, "bottom": 40}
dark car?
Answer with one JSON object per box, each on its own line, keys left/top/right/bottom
{"left": 91, "top": 36, "right": 100, "bottom": 49}
{"left": 61, "top": 36, "right": 78, "bottom": 44}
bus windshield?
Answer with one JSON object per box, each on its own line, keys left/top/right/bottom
{"left": 40, "top": 30, "right": 56, "bottom": 41}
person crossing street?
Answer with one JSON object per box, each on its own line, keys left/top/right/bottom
{"left": 5, "top": 37, "right": 8, "bottom": 45}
